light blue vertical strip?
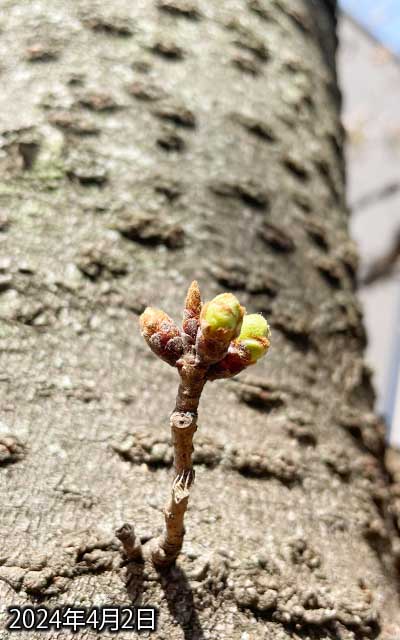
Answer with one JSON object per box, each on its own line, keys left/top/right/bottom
{"left": 339, "top": 0, "right": 400, "bottom": 443}
{"left": 339, "top": 0, "right": 400, "bottom": 56}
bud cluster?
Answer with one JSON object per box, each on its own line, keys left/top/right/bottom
{"left": 139, "top": 281, "right": 270, "bottom": 378}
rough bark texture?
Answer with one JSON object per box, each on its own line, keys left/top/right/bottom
{"left": 0, "top": 0, "right": 399, "bottom": 638}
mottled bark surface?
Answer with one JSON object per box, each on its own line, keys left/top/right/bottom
{"left": 0, "top": 0, "right": 399, "bottom": 638}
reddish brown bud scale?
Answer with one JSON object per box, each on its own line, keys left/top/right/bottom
{"left": 140, "top": 307, "right": 183, "bottom": 366}
{"left": 140, "top": 307, "right": 170, "bottom": 337}
{"left": 163, "top": 335, "right": 185, "bottom": 365}
{"left": 207, "top": 342, "right": 251, "bottom": 380}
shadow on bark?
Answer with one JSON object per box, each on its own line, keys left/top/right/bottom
{"left": 121, "top": 559, "right": 204, "bottom": 639}
{"left": 157, "top": 564, "right": 205, "bottom": 640}
{"left": 124, "top": 560, "right": 145, "bottom": 605}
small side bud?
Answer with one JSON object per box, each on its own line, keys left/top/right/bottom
{"left": 237, "top": 314, "right": 270, "bottom": 364}
{"left": 207, "top": 313, "right": 270, "bottom": 379}
{"left": 140, "top": 307, "right": 184, "bottom": 366}
{"left": 182, "top": 280, "right": 202, "bottom": 341}
{"left": 196, "top": 293, "right": 245, "bottom": 364}
{"left": 238, "top": 313, "right": 270, "bottom": 341}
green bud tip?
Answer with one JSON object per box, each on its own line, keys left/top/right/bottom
{"left": 237, "top": 314, "right": 270, "bottom": 364}
{"left": 200, "top": 293, "right": 245, "bottom": 340}
{"left": 238, "top": 314, "right": 271, "bottom": 341}
{"left": 241, "top": 337, "right": 269, "bottom": 363}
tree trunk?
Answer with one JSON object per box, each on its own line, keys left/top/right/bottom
{"left": 0, "top": 0, "right": 399, "bottom": 638}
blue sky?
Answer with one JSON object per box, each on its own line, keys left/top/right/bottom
{"left": 340, "top": 0, "right": 400, "bottom": 56}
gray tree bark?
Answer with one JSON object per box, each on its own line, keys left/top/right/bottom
{"left": 0, "top": 0, "right": 399, "bottom": 638}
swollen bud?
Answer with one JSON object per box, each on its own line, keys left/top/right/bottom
{"left": 201, "top": 293, "right": 244, "bottom": 340}
{"left": 182, "top": 280, "right": 202, "bottom": 342}
{"left": 238, "top": 314, "right": 270, "bottom": 341}
{"left": 140, "top": 307, "right": 184, "bottom": 366}
{"left": 207, "top": 313, "right": 270, "bottom": 379}
{"left": 196, "top": 293, "right": 245, "bottom": 364}
{"left": 237, "top": 314, "right": 270, "bottom": 364}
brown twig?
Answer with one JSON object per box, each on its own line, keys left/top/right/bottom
{"left": 151, "top": 356, "right": 207, "bottom": 567}
{"left": 116, "top": 523, "right": 144, "bottom": 562}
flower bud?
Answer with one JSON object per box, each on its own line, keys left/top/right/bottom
{"left": 237, "top": 314, "right": 270, "bottom": 364}
{"left": 207, "top": 313, "right": 270, "bottom": 379}
{"left": 196, "top": 293, "right": 245, "bottom": 363}
{"left": 182, "top": 280, "right": 202, "bottom": 341}
{"left": 238, "top": 313, "right": 270, "bottom": 341}
{"left": 140, "top": 307, "right": 184, "bottom": 366}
